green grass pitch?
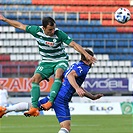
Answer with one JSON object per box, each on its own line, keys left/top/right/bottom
{"left": 0, "top": 115, "right": 133, "bottom": 133}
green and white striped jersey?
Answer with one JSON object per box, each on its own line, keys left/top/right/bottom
{"left": 26, "top": 25, "right": 73, "bottom": 62}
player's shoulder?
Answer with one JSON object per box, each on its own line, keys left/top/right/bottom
{"left": 55, "top": 28, "right": 61, "bottom": 32}
{"left": 76, "top": 61, "right": 84, "bottom": 66}
{"left": 55, "top": 28, "right": 66, "bottom": 35}
{"left": 76, "top": 61, "right": 89, "bottom": 70}
{"left": 71, "top": 62, "right": 82, "bottom": 71}
{"left": 26, "top": 25, "right": 42, "bottom": 31}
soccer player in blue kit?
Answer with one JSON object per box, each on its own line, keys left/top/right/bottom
{"left": 0, "top": 49, "right": 103, "bottom": 133}
{"left": 39, "top": 49, "right": 103, "bottom": 133}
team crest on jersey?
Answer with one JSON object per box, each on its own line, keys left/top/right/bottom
{"left": 77, "top": 66, "right": 83, "bottom": 73}
{"left": 53, "top": 39, "right": 57, "bottom": 43}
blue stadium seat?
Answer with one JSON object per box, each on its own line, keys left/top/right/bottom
{"left": 91, "top": 34, "right": 97, "bottom": 38}
{"left": 131, "top": 61, "right": 133, "bottom": 67}
{"left": 73, "top": 34, "right": 79, "bottom": 38}
{"left": 109, "top": 55, "right": 133, "bottom": 60}
{"left": 1, "top": 0, "right": 32, "bottom": 4}
{"left": 107, "top": 40, "right": 117, "bottom": 47}
{"left": 95, "top": 41, "right": 102, "bottom": 47}
{"left": 93, "top": 48, "right": 106, "bottom": 54}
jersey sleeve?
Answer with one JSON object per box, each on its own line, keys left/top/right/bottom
{"left": 58, "top": 30, "right": 73, "bottom": 45}
{"left": 26, "top": 25, "right": 41, "bottom": 37}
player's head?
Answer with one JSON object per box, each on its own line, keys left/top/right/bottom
{"left": 42, "top": 17, "right": 56, "bottom": 36}
{"left": 81, "top": 49, "right": 94, "bottom": 67}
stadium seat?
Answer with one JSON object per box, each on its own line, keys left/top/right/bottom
{"left": 0, "top": 0, "right": 132, "bottom": 79}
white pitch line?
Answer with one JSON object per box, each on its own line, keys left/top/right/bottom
{"left": 0, "top": 125, "right": 58, "bottom": 129}
{"left": 72, "top": 124, "right": 100, "bottom": 127}
{"left": 0, "top": 124, "right": 99, "bottom": 129}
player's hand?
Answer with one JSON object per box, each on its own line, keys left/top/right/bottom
{"left": 76, "top": 87, "right": 85, "bottom": 97}
{"left": 86, "top": 54, "right": 97, "bottom": 64}
{"left": 94, "top": 94, "right": 104, "bottom": 100}
{"left": 0, "top": 14, "right": 6, "bottom": 21}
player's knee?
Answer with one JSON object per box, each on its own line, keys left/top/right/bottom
{"left": 55, "top": 68, "right": 64, "bottom": 79}
{"left": 55, "top": 74, "right": 63, "bottom": 79}
{"left": 60, "top": 121, "right": 71, "bottom": 132}
{"left": 31, "top": 77, "right": 38, "bottom": 83}
{"left": 58, "top": 128, "right": 70, "bottom": 133}
{"left": 31, "top": 74, "right": 42, "bottom": 83}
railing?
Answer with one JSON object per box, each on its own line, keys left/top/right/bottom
{"left": 0, "top": 11, "right": 123, "bottom": 24}
{"left": 75, "top": 38, "right": 133, "bottom": 48}
{"left": 1, "top": 38, "right": 132, "bottom": 48}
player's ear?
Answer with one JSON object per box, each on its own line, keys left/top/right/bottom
{"left": 42, "top": 27, "right": 45, "bottom": 30}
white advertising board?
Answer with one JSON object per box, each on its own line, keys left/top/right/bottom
{"left": 128, "top": 78, "right": 133, "bottom": 91}
{"left": 44, "top": 102, "right": 122, "bottom": 115}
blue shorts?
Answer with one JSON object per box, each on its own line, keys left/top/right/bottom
{"left": 38, "top": 95, "right": 71, "bottom": 123}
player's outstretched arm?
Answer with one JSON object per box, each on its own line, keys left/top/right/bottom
{"left": 69, "top": 41, "right": 97, "bottom": 64}
{"left": 0, "top": 14, "right": 27, "bottom": 31}
{"left": 67, "top": 70, "right": 85, "bottom": 97}
{"left": 82, "top": 87, "right": 103, "bottom": 100}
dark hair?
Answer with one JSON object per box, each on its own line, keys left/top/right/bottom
{"left": 42, "top": 17, "right": 56, "bottom": 28}
{"left": 81, "top": 49, "right": 94, "bottom": 67}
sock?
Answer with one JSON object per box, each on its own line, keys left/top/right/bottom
{"left": 6, "top": 102, "right": 29, "bottom": 113}
{"left": 49, "top": 78, "right": 62, "bottom": 103}
{"left": 31, "top": 82, "right": 40, "bottom": 108}
{"left": 58, "top": 128, "right": 69, "bottom": 133}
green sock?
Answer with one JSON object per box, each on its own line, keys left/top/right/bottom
{"left": 31, "top": 82, "right": 40, "bottom": 108}
{"left": 49, "top": 78, "right": 62, "bottom": 103}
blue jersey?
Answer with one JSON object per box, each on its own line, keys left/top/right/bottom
{"left": 56, "top": 60, "right": 91, "bottom": 102}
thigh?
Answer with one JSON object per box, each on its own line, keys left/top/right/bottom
{"left": 31, "top": 73, "right": 43, "bottom": 83}
{"left": 35, "top": 62, "right": 54, "bottom": 79}
{"left": 54, "top": 61, "right": 69, "bottom": 73}
{"left": 53, "top": 98, "right": 71, "bottom": 123}
{"left": 54, "top": 68, "right": 64, "bottom": 79}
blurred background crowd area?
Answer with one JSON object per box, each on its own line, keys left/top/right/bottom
{"left": 0, "top": 0, "right": 133, "bottom": 97}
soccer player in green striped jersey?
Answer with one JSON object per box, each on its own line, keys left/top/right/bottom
{"left": 0, "top": 15, "right": 96, "bottom": 116}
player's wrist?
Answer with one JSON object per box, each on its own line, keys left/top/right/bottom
{"left": 3, "top": 17, "right": 7, "bottom": 22}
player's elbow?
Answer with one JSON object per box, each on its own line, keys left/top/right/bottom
{"left": 69, "top": 41, "right": 77, "bottom": 48}
{"left": 19, "top": 24, "right": 27, "bottom": 31}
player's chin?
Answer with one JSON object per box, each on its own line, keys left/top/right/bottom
{"left": 49, "top": 33, "right": 54, "bottom": 36}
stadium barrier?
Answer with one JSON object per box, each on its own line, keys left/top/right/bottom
{"left": 5, "top": 102, "right": 133, "bottom": 116}
{"left": 0, "top": 77, "right": 132, "bottom": 93}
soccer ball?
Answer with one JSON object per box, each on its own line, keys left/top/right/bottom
{"left": 115, "top": 7, "right": 131, "bottom": 24}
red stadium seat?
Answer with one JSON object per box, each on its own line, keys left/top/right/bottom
{"left": 32, "top": 0, "right": 130, "bottom": 6}
{"left": 102, "top": 20, "right": 133, "bottom": 27}
{"left": 117, "top": 27, "right": 133, "bottom": 33}
{"left": 0, "top": 54, "right": 10, "bottom": 61}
